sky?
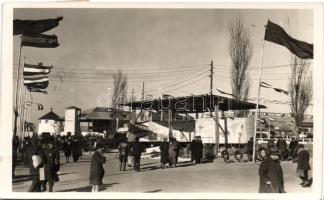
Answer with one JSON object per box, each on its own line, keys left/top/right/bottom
{"left": 13, "top": 8, "right": 313, "bottom": 126}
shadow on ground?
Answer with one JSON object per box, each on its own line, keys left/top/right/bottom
{"left": 144, "top": 189, "right": 162, "bottom": 193}
{"left": 57, "top": 182, "right": 119, "bottom": 192}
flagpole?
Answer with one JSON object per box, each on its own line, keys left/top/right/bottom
{"left": 252, "top": 37, "right": 266, "bottom": 163}
{"left": 22, "top": 86, "right": 27, "bottom": 137}
{"left": 14, "top": 39, "right": 23, "bottom": 137}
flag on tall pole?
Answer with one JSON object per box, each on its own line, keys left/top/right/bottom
{"left": 21, "top": 34, "right": 59, "bottom": 48}
{"left": 264, "top": 20, "right": 313, "bottom": 59}
{"left": 14, "top": 17, "right": 63, "bottom": 35}
{"left": 260, "top": 81, "right": 289, "bottom": 95}
{"left": 24, "top": 63, "right": 52, "bottom": 76}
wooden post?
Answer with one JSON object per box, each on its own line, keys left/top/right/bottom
{"left": 214, "top": 104, "right": 220, "bottom": 159}
{"left": 224, "top": 112, "right": 228, "bottom": 149}
{"left": 168, "top": 109, "right": 172, "bottom": 139}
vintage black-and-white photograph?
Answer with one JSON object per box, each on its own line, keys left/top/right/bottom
{"left": 1, "top": 3, "right": 322, "bottom": 197}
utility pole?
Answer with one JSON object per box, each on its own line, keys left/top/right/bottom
{"left": 141, "top": 82, "right": 145, "bottom": 121}
{"left": 210, "top": 60, "right": 214, "bottom": 117}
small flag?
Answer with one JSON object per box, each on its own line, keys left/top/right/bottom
{"left": 216, "top": 88, "right": 235, "bottom": 96}
{"left": 21, "top": 34, "right": 59, "bottom": 48}
{"left": 273, "top": 88, "right": 289, "bottom": 95}
{"left": 24, "top": 76, "right": 49, "bottom": 84}
{"left": 264, "top": 20, "right": 313, "bottom": 59}
{"left": 260, "top": 82, "right": 272, "bottom": 88}
{"left": 26, "top": 81, "right": 49, "bottom": 89}
{"left": 28, "top": 87, "right": 48, "bottom": 94}
{"left": 24, "top": 63, "right": 52, "bottom": 76}
{"left": 14, "top": 17, "right": 63, "bottom": 35}
{"left": 260, "top": 81, "right": 289, "bottom": 95}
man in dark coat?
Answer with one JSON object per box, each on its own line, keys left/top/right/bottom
{"left": 259, "top": 147, "right": 285, "bottom": 193}
{"left": 133, "top": 137, "right": 143, "bottom": 172}
{"left": 190, "top": 137, "right": 197, "bottom": 163}
{"left": 297, "top": 145, "right": 311, "bottom": 187}
{"left": 289, "top": 137, "right": 299, "bottom": 159}
{"left": 12, "top": 135, "right": 19, "bottom": 178}
{"left": 276, "top": 137, "right": 287, "bottom": 160}
{"left": 89, "top": 147, "right": 106, "bottom": 192}
{"left": 196, "top": 137, "right": 204, "bottom": 164}
{"left": 25, "top": 137, "right": 46, "bottom": 192}
{"left": 160, "top": 138, "right": 169, "bottom": 169}
{"left": 64, "top": 138, "right": 72, "bottom": 163}
{"left": 246, "top": 137, "right": 254, "bottom": 161}
{"left": 70, "top": 137, "right": 80, "bottom": 162}
{"left": 118, "top": 139, "right": 129, "bottom": 171}
{"left": 41, "top": 141, "right": 60, "bottom": 192}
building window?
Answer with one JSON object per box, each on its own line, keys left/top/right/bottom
{"left": 45, "top": 120, "right": 48, "bottom": 124}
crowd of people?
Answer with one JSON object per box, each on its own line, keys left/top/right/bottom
{"left": 12, "top": 133, "right": 312, "bottom": 193}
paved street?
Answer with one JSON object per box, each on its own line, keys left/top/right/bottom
{"left": 13, "top": 152, "right": 312, "bottom": 193}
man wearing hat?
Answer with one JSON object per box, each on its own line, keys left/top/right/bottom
{"left": 258, "top": 147, "right": 285, "bottom": 193}
{"left": 296, "top": 144, "right": 311, "bottom": 187}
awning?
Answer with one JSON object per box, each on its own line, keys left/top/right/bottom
{"left": 121, "top": 94, "right": 266, "bottom": 113}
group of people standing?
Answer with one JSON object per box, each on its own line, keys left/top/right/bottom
{"left": 21, "top": 135, "right": 61, "bottom": 192}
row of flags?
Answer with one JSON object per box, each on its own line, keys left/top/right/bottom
{"left": 23, "top": 63, "right": 51, "bottom": 94}
{"left": 13, "top": 16, "right": 63, "bottom": 137}
{"left": 15, "top": 16, "right": 63, "bottom": 94}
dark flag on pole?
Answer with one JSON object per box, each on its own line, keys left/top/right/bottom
{"left": 28, "top": 87, "right": 48, "bottom": 94}
{"left": 24, "top": 63, "right": 52, "bottom": 76}
{"left": 26, "top": 81, "right": 49, "bottom": 89}
{"left": 14, "top": 17, "right": 63, "bottom": 35}
{"left": 21, "top": 34, "right": 59, "bottom": 48}
{"left": 264, "top": 20, "right": 313, "bottom": 59}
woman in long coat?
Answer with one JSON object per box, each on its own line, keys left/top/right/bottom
{"left": 160, "top": 138, "right": 169, "bottom": 168}
{"left": 89, "top": 147, "right": 106, "bottom": 192}
{"left": 297, "top": 145, "right": 311, "bottom": 187}
{"left": 259, "top": 148, "right": 285, "bottom": 193}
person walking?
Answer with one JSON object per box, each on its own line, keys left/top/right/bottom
{"left": 118, "top": 139, "right": 129, "bottom": 171}
{"left": 63, "top": 138, "right": 71, "bottom": 163}
{"left": 289, "top": 137, "right": 299, "bottom": 159}
{"left": 70, "top": 137, "right": 80, "bottom": 162}
{"left": 12, "top": 135, "right": 19, "bottom": 178}
{"left": 168, "top": 138, "right": 178, "bottom": 168}
{"left": 190, "top": 137, "right": 197, "bottom": 164}
{"left": 89, "top": 147, "right": 106, "bottom": 192}
{"left": 196, "top": 136, "right": 204, "bottom": 164}
{"left": 26, "top": 137, "right": 46, "bottom": 192}
{"left": 160, "top": 137, "right": 169, "bottom": 169}
{"left": 276, "top": 136, "right": 288, "bottom": 160}
{"left": 41, "top": 139, "right": 60, "bottom": 192}
{"left": 296, "top": 144, "right": 311, "bottom": 187}
{"left": 258, "top": 147, "right": 285, "bottom": 193}
{"left": 246, "top": 137, "right": 254, "bottom": 161}
{"left": 133, "top": 137, "right": 143, "bottom": 172}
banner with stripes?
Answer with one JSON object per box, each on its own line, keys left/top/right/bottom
{"left": 24, "top": 63, "right": 52, "bottom": 76}
{"left": 24, "top": 76, "right": 48, "bottom": 84}
{"left": 260, "top": 81, "right": 289, "bottom": 95}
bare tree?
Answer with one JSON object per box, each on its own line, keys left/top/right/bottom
{"left": 112, "top": 70, "right": 128, "bottom": 109}
{"left": 229, "top": 18, "right": 253, "bottom": 101}
{"left": 289, "top": 56, "right": 312, "bottom": 139}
